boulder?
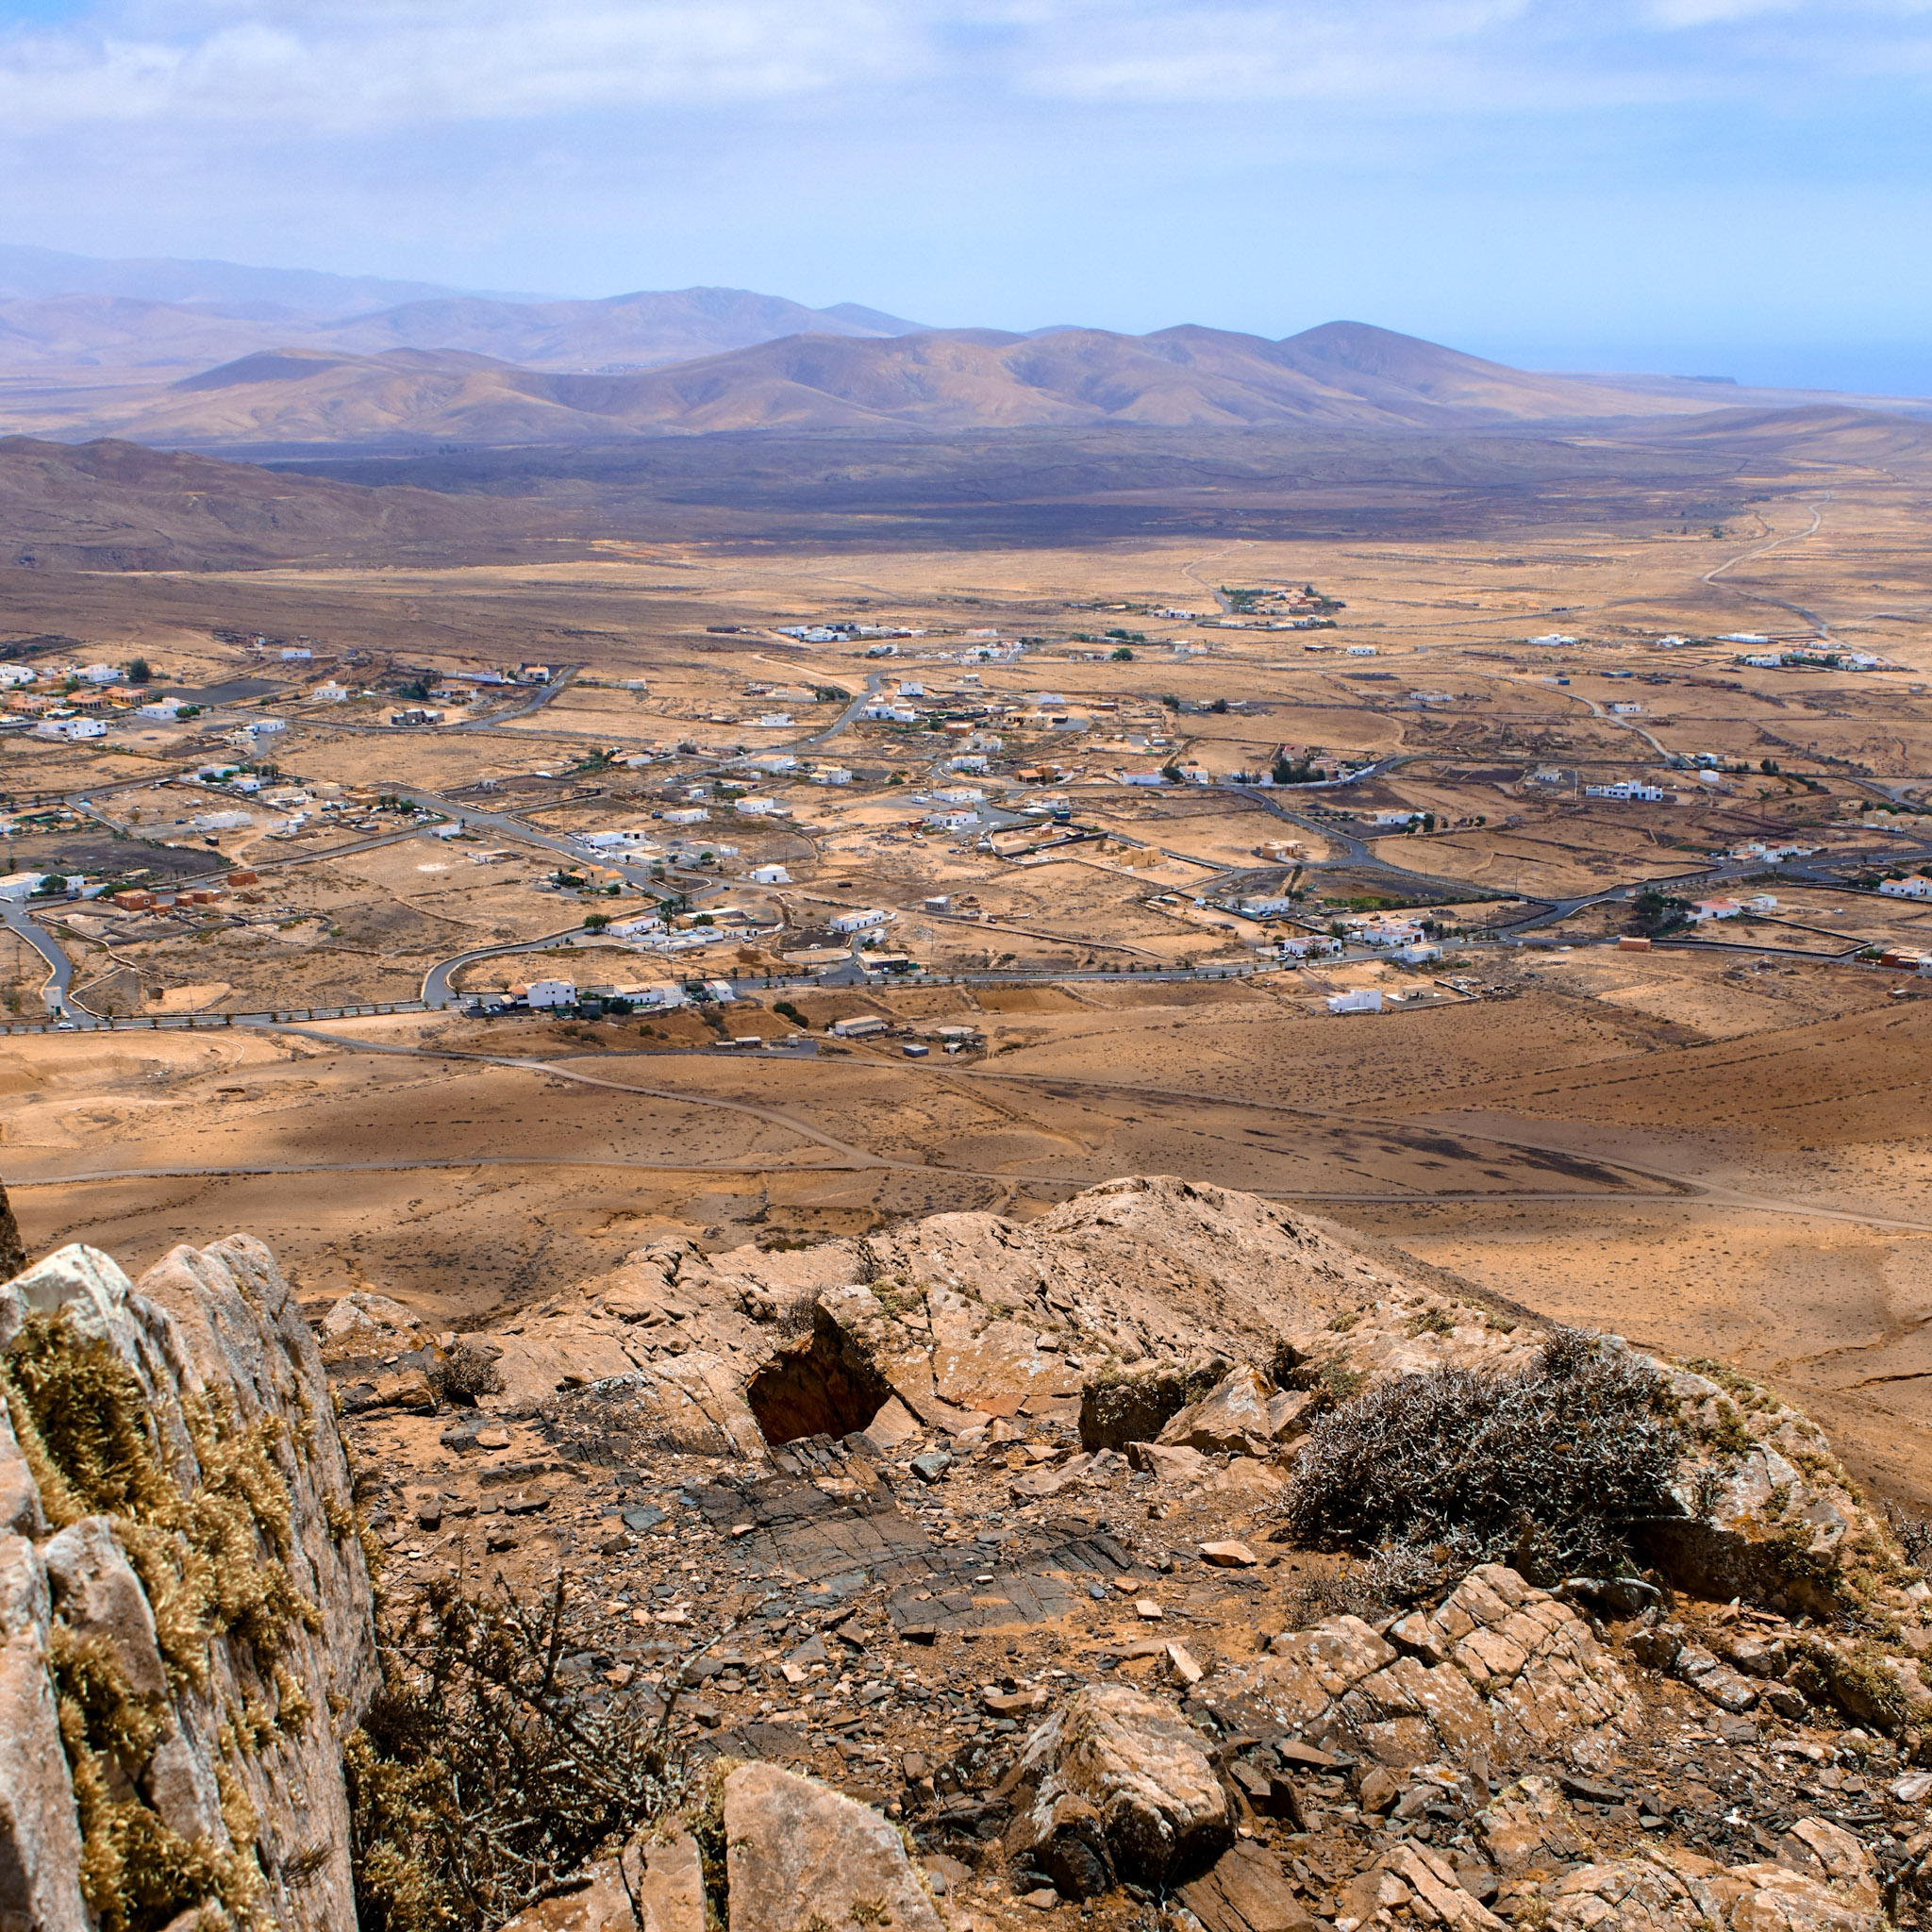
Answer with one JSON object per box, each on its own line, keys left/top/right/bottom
{"left": 1126, "top": 1441, "right": 1215, "bottom": 1484}
{"left": 1156, "top": 1366, "right": 1279, "bottom": 1456}
{"left": 1008, "top": 1684, "right": 1232, "bottom": 1887}
{"left": 1080, "top": 1353, "right": 1230, "bottom": 1451}
{"left": 724, "top": 1762, "right": 944, "bottom": 1932}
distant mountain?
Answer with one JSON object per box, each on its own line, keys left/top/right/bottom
{"left": 0, "top": 258, "right": 930, "bottom": 378}
{"left": 0, "top": 242, "right": 508, "bottom": 317}
{"left": 0, "top": 322, "right": 1751, "bottom": 449}
{"left": 313, "top": 287, "right": 929, "bottom": 369}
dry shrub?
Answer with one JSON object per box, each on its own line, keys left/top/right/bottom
{"left": 346, "top": 1574, "right": 691, "bottom": 1932}
{"left": 1886, "top": 1501, "right": 1932, "bottom": 1576}
{"left": 1279, "top": 1328, "right": 1684, "bottom": 1583}
{"left": 429, "top": 1341, "right": 505, "bottom": 1407}
{"left": 1278, "top": 1543, "right": 1453, "bottom": 1628}
{"left": 774, "top": 1290, "right": 822, "bottom": 1339}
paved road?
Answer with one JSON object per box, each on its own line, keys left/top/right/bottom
{"left": 0, "top": 901, "right": 75, "bottom": 1016}
{"left": 421, "top": 922, "right": 620, "bottom": 1008}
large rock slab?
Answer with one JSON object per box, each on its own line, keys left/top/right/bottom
{"left": 1208, "top": 1568, "right": 1634, "bottom": 1773}
{"left": 0, "top": 1237, "right": 377, "bottom": 1932}
{"left": 1180, "top": 1840, "right": 1322, "bottom": 1932}
{"left": 1542, "top": 1835, "right": 1884, "bottom": 1932}
{"left": 724, "top": 1762, "right": 944, "bottom": 1932}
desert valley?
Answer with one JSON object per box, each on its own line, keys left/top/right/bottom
{"left": 5, "top": 242, "right": 1932, "bottom": 1932}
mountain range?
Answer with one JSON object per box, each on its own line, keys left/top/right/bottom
{"left": 0, "top": 320, "right": 1854, "bottom": 451}
{"left": 0, "top": 244, "right": 1926, "bottom": 453}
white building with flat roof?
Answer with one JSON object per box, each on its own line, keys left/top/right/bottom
{"left": 1327, "top": 988, "right": 1384, "bottom": 1013}
{"left": 829, "top": 908, "right": 891, "bottom": 934}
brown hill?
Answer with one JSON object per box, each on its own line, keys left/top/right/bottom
{"left": 0, "top": 322, "right": 1744, "bottom": 450}
{"left": 0, "top": 434, "right": 570, "bottom": 569}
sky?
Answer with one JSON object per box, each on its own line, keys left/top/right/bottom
{"left": 0, "top": 0, "right": 1928, "bottom": 391}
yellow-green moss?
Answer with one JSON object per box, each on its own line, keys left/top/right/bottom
{"left": 1, "top": 1309, "right": 321, "bottom": 1688}
{"left": 4, "top": 1306, "right": 331, "bottom": 1931}
{"left": 47, "top": 1624, "right": 267, "bottom": 1932}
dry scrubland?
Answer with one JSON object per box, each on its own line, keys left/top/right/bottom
{"left": 5, "top": 409, "right": 1932, "bottom": 1518}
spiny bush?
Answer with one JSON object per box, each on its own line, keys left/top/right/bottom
{"left": 1278, "top": 1327, "right": 1685, "bottom": 1582}
{"left": 346, "top": 1574, "right": 690, "bottom": 1932}
{"left": 429, "top": 1340, "right": 505, "bottom": 1407}
{"left": 1885, "top": 1500, "right": 1932, "bottom": 1575}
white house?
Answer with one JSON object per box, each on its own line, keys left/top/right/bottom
{"left": 511, "top": 978, "right": 576, "bottom": 1008}
{"left": 35, "top": 717, "right": 106, "bottom": 741}
{"left": 1585, "top": 781, "right": 1666, "bottom": 802}
{"left": 1879, "top": 876, "right": 1932, "bottom": 900}
{"left": 0, "top": 871, "right": 47, "bottom": 902}
{"left": 662, "top": 808, "right": 709, "bottom": 825}
{"left": 949, "top": 756, "right": 989, "bottom": 774}
{"left": 247, "top": 717, "right": 287, "bottom": 736}
{"left": 79, "top": 663, "right": 119, "bottom": 684}
{"left": 576, "top": 828, "right": 654, "bottom": 850}
{"left": 623, "top": 982, "right": 687, "bottom": 1010}
{"left": 830, "top": 908, "right": 891, "bottom": 935}
{"left": 1118, "top": 770, "right": 1169, "bottom": 786}
{"left": 811, "top": 768, "right": 853, "bottom": 786}
{"left": 1326, "top": 989, "right": 1384, "bottom": 1014}
{"left": 1688, "top": 898, "right": 1743, "bottom": 921}
{"left": 1396, "top": 942, "right": 1442, "bottom": 964}
{"left": 313, "top": 683, "right": 352, "bottom": 703}
{"left": 734, "top": 797, "right": 790, "bottom": 817}
{"left": 139, "top": 698, "right": 188, "bottom": 720}
{"left": 754, "top": 714, "right": 794, "bottom": 729}
{"left": 0, "top": 665, "right": 36, "bottom": 687}
{"left": 280, "top": 647, "right": 312, "bottom": 662}
{"left": 1344, "top": 645, "right": 1377, "bottom": 658}
{"left": 751, "top": 864, "right": 791, "bottom": 885}
{"left": 1279, "top": 935, "right": 1342, "bottom": 959}
{"left": 927, "top": 810, "right": 979, "bottom": 833}
{"left": 1608, "top": 702, "right": 1644, "bottom": 715}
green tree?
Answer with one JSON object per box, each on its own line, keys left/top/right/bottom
{"left": 125, "top": 658, "right": 152, "bottom": 685}
{"left": 1110, "top": 646, "right": 1134, "bottom": 661}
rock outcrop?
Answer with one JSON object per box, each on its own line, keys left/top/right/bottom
{"left": 1007, "top": 1682, "right": 1234, "bottom": 1890}
{"left": 0, "top": 1238, "right": 375, "bottom": 1932}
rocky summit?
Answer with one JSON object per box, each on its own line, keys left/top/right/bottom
{"left": 3, "top": 1174, "right": 1931, "bottom": 1932}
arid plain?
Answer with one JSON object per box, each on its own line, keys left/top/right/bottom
{"left": 7, "top": 398, "right": 1932, "bottom": 1509}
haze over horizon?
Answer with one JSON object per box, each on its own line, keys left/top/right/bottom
{"left": 0, "top": 0, "right": 1927, "bottom": 398}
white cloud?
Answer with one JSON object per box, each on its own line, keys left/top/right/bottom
{"left": 0, "top": 0, "right": 927, "bottom": 130}
{"left": 0, "top": 0, "right": 1927, "bottom": 134}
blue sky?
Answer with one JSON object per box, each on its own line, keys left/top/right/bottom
{"left": 0, "top": 0, "right": 1927, "bottom": 391}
